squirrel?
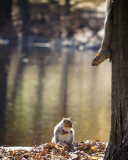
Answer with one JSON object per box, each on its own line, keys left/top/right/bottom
{"left": 52, "top": 117, "right": 74, "bottom": 144}
{"left": 92, "top": 0, "right": 113, "bottom": 66}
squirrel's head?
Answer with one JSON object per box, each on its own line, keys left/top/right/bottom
{"left": 92, "top": 48, "right": 111, "bottom": 66}
{"left": 92, "top": 53, "right": 101, "bottom": 66}
{"left": 63, "top": 117, "right": 72, "bottom": 128}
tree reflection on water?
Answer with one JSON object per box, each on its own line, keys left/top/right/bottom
{"left": 0, "top": 45, "right": 111, "bottom": 146}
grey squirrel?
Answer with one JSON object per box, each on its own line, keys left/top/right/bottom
{"left": 92, "top": 0, "right": 113, "bottom": 66}
{"left": 52, "top": 117, "right": 74, "bottom": 144}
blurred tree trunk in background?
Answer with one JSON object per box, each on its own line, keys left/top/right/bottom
{"left": 65, "top": 0, "right": 70, "bottom": 15}
{"left": 105, "top": 0, "right": 128, "bottom": 159}
{"left": 18, "top": 0, "right": 30, "bottom": 26}
{"left": 3, "top": 0, "right": 12, "bottom": 18}
{"left": 0, "top": 47, "right": 10, "bottom": 146}
{"left": 49, "top": 0, "right": 57, "bottom": 3}
{"left": 0, "top": 0, "right": 12, "bottom": 24}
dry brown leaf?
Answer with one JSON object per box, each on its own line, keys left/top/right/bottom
{"left": 91, "top": 156, "right": 98, "bottom": 160}
{"left": 43, "top": 148, "right": 48, "bottom": 154}
{"left": 32, "top": 153, "right": 36, "bottom": 158}
{"left": 55, "top": 144, "right": 63, "bottom": 153}
{"left": 91, "top": 146, "right": 97, "bottom": 152}
{"left": 67, "top": 154, "right": 70, "bottom": 159}
{"left": 63, "top": 144, "right": 68, "bottom": 152}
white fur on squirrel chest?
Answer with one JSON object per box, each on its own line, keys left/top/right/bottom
{"left": 57, "top": 127, "right": 74, "bottom": 143}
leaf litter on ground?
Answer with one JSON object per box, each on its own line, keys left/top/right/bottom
{"left": 0, "top": 140, "right": 107, "bottom": 159}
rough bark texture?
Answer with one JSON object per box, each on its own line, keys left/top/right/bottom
{"left": 105, "top": 0, "right": 128, "bottom": 159}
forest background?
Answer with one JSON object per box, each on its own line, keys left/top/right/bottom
{"left": 0, "top": 0, "right": 111, "bottom": 148}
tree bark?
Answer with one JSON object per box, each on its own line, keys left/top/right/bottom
{"left": 105, "top": 0, "right": 128, "bottom": 159}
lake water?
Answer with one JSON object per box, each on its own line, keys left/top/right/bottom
{"left": 0, "top": 44, "right": 111, "bottom": 146}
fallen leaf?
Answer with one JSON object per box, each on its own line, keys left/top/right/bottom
{"left": 91, "top": 156, "right": 98, "bottom": 160}
{"left": 43, "top": 148, "right": 48, "bottom": 154}
{"left": 55, "top": 144, "right": 63, "bottom": 153}
{"left": 91, "top": 146, "right": 97, "bottom": 152}
{"left": 23, "top": 153, "right": 29, "bottom": 158}
{"left": 67, "top": 154, "right": 70, "bottom": 159}
{"left": 63, "top": 144, "right": 68, "bottom": 151}
{"left": 32, "top": 154, "right": 36, "bottom": 158}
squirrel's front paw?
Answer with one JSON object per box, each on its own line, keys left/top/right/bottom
{"left": 62, "top": 129, "right": 69, "bottom": 135}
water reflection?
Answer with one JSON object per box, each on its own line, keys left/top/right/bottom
{"left": 0, "top": 45, "right": 111, "bottom": 146}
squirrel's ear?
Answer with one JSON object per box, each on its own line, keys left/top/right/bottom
{"left": 95, "top": 53, "right": 99, "bottom": 57}
{"left": 63, "top": 117, "right": 65, "bottom": 121}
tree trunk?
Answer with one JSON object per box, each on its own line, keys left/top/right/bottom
{"left": 18, "top": 0, "right": 29, "bottom": 26}
{"left": 105, "top": 0, "right": 128, "bottom": 159}
{"left": 65, "top": 0, "right": 70, "bottom": 15}
{"left": 0, "top": 0, "right": 12, "bottom": 18}
{"left": 0, "top": 46, "right": 10, "bottom": 145}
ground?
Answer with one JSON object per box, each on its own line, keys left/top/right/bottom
{"left": 0, "top": 140, "right": 107, "bottom": 160}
